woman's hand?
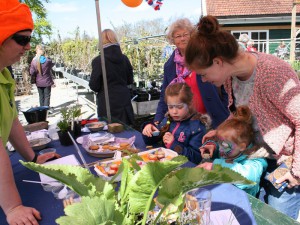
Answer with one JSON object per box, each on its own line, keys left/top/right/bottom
{"left": 202, "top": 130, "right": 217, "bottom": 143}
{"left": 6, "top": 205, "right": 41, "bottom": 225}
{"left": 199, "top": 144, "right": 216, "bottom": 158}
{"left": 196, "top": 162, "right": 213, "bottom": 170}
{"left": 276, "top": 171, "right": 300, "bottom": 188}
{"left": 142, "top": 124, "right": 159, "bottom": 137}
{"left": 36, "top": 152, "right": 61, "bottom": 164}
{"left": 163, "top": 132, "right": 174, "bottom": 145}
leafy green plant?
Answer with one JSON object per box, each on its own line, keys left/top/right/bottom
{"left": 56, "top": 107, "right": 72, "bottom": 132}
{"left": 69, "top": 105, "right": 86, "bottom": 121}
{"left": 57, "top": 105, "right": 85, "bottom": 132}
{"left": 21, "top": 156, "right": 253, "bottom": 225}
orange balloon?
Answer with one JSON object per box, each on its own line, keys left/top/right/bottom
{"left": 121, "top": 0, "right": 143, "bottom": 8}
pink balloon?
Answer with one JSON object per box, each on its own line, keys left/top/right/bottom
{"left": 121, "top": 0, "right": 142, "bottom": 8}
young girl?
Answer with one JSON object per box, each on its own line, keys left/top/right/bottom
{"left": 142, "top": 82, "right": 210, "bottom": 164}
{"left": 198, "top": 106, "right": 267, "bottom": 196}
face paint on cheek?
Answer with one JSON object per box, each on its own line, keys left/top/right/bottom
{"left": 218, "top": 140, "right": 237, "bottom": 158}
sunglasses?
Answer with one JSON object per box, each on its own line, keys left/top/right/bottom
{"left": 11, "top": 34, "right": 31, "bottom": 46}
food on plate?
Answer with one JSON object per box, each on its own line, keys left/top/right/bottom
{"left": 110, "top": 164, "right": 119, "bottom": 171}
{"left": 102, "top": 145, "right": 110, "bottom": 149}
{"left": 89, "top": 123, "right": 103, "bottom": 128}
{"left": 119, "top": 142, "right": 130, "bottom": 149}
{"left": 107, "top": 169, "right": 117, "bottom": 177}
{"left": 148, "top": 154, "right": 158, "bottom": 161}
{"left": 155, "top": 149, "right": 165, "bottom": 156}
{"left": 89, "top": 145, "right": 99, "bottom": 151}
{"left": 119, "top": 142, "right": 130, "bottom": 147}
{"left": 109, "top": 146, "right": 118, "bottom": 151}
{"left": 157, "top": 154, "right": 165, "bottom": 160}
{"left": 96, "top": 165, "right": 108, "bottom": 175}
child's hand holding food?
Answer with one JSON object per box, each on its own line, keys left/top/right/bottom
{"left": 163, "top": 132, "right": 174, "bottom": 145}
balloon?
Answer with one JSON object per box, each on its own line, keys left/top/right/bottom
{"left": 121, "top": 0, "right": 142, "bottom": 8}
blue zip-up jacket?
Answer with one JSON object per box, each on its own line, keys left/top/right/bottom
{"left": 154, "top": 51, "right": 229, "bottom": 129}
{"left": 142, "top": 114, "right": 208, "bottom": 164}
{"left": 214, "top": 154, "right": 267, "bottom": 196}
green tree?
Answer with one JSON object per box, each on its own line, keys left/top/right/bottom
{"left": 21, "top": 0, "right": 53, "bottom": 45}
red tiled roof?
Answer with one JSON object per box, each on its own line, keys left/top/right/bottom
{"left": 206, "top": 0, "right": 300, "bottom": 17}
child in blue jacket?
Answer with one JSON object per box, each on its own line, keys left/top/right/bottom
{"left": 142, "top": 82, "right": 211, "bottom": 164}
{"left": 198, "top": 106, "right": 267, "bottom": 196}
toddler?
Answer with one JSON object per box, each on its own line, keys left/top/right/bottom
{"left": 198, "top": 106, "right": 267, "bottom": 196}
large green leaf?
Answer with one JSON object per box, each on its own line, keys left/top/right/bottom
{"left": 21, "top": 161, "right": 114, "bottom": 198}
{"left": 56, "top": 196, "right": 124, "bottom": 225}
{"left": 157, "top": 165, "right": 254, "bottom": 207}
{"left": 116, "top": 159, "right": 135, "bottom": 216}
{"left": 128, "top": 156, "right": 187, "bottom": 213}
{"left": 128, "top": 156, "right": 188, "bottom": 225}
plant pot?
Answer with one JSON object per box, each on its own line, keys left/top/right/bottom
{"left": 58, "top": 130, "right": 73, "bottom": 146}
{"left": 72, "top": 121, "right": 82, "bottom": 138}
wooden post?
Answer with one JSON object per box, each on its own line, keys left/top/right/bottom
{"left": 290, "top": 1, "right": 297, "bottom": 62}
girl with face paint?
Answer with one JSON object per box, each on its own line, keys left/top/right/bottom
{"left": 198, "top": 106, "right": 267, "bottom": 196}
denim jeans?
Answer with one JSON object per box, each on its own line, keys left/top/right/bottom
{"left": 37, "top": 86, "right": 51, "bottom": 106}
{"left": 262, "top": 159, "right": 300, "bottom": 220}
{"left": 268, "top": 184, "right": 300, "bottom": 219}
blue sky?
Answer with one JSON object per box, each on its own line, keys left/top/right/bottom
{"left": 45, "top": 0, "right": 202, "bottom": 38}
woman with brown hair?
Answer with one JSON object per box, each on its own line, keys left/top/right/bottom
{"left": 185, "top": 15, "right": 300, "bottom": 219}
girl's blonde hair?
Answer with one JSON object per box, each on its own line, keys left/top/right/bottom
{"left": 35, "top": 44, "right": 44, "bottom": 75}
{"left": 102, "top": 29, "right": 119, "bottom": 45}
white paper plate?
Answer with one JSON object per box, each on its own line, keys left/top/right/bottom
{"left": 94, "top": 148, "right": 178, "bottom": 181}
{"left": 39, "top": 154, "right": 80, "bottom": 184}
{"left": 76, "top": 132, "right": 114, "bottom": 144}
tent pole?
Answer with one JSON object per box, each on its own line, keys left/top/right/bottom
{"left": 94, "top": 0, "right": 111, "bottom": 123}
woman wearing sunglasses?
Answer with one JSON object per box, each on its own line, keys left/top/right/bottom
{"left": 0, "top": 1, "right": 59, "bottom": 224}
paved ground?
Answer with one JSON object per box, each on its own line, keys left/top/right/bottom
{"left": 15, "top": 79, "right": 96, "bottom": 127}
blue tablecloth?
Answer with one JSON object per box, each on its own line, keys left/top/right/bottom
{"left": 0, "top": 130, "right": 257, "bottom": 225}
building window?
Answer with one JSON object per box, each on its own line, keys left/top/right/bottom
{"left": 232, "top": 30, "right": 269, "bottom": 53}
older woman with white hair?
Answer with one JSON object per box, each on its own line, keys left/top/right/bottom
{"left": 151, "top": 18, "right": 229, "bottom": 131}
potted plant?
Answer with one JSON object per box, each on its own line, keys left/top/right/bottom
{"left": 69, "top": 105, "right": 85, "bottom": 138}
{"left": 57, "top": 107, "right": 73, "bottom": 146}
{"left": 21, "top": 155, "right": 253, "bottom": 225}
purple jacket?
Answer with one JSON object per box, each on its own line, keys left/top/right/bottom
{"left": 30, "top": 56, "right": 54, "bottom": 87}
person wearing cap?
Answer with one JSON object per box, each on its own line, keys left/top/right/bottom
{"left": 0, "top": 1, "right": 60, "bottom": 224}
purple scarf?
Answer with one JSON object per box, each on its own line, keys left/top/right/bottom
{"left": 169, "top": 48, "right": 191, "bottom": 85}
